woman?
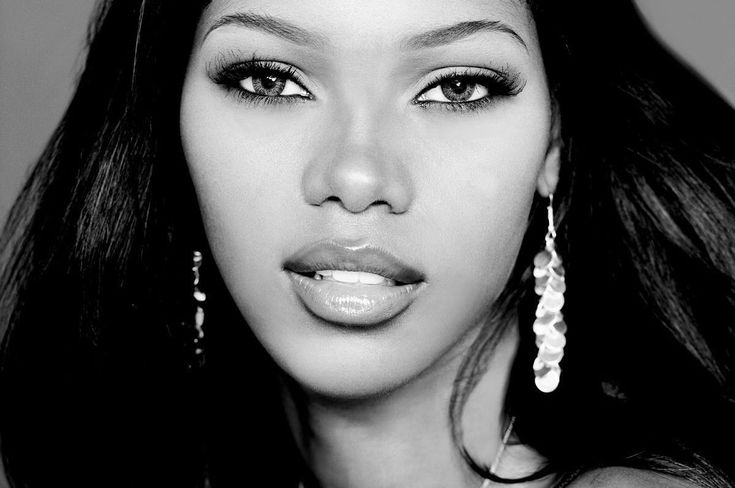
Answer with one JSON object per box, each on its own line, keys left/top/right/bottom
{"left": 1, "top": 0, "right": 734, "bottom": 487}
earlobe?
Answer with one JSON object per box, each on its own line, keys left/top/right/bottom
{"left": 537, "top": 110, "right": 562, "bottom": 198}
{"left": 536, "top": 141, "right": 561, "bottom": 198}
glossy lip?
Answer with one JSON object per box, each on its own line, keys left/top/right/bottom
{"left": 283, "top": 239, "right": 425, "bottom": 284}
{"left": 283, "top": 239, "right": 427, "bottom": 326}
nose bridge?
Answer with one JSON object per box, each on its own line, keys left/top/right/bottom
{"left": 302, "top": 96, "right": 413, "bottom": 214}
{"left": 332, "top": 91, "right": 379, "bottom": 148}
{"left": 337, "top": 98, "right": 390, "bottom": 170}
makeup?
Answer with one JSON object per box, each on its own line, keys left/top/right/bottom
{"left": 284, "top": 240, "right": 427, "bottom": 326}
{"left": 207, "top": 53, "right": 524, "bottom": 113}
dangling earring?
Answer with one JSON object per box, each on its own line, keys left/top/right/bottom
{"left": 532, "top": 194, "right": 567, "bottom": 393}
{"left": 191, "top": 250, "right": 206, "bottom": 369}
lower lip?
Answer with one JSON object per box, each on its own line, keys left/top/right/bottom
{"left": 286, "top": 271, "right": 426, "bottom": 327}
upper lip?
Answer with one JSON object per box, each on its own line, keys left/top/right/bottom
{"left": 283, "top": 239, "right": 425, "bottom": 284}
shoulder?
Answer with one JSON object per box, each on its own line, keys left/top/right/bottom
{"left": 565, "top": 467, "right": 709, "bottom": 488}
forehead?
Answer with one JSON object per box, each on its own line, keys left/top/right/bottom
{"left": 197, "top": 0, "right": 536, "bottom": 51}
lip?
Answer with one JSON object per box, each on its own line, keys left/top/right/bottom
{"left": 284, "top": 239, "right": 425, "bottom": 284}
{"left": 283, "top": 239, "right": 427, "bottom": 326}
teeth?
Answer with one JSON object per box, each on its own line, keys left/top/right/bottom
{"left": 313, "top": 270, "right": 396, "bottom": 286}
{"left": 332, "top": 270, "right": 359, "bottom": 283}
{"left": 357, "top": 272, "right": 388, "bottom": 285}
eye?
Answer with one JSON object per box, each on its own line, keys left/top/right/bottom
{"left": 209, "top": 56, "right": 314, "bottom": 105}
{"left": 417, "top": 78, "right": 489, "bottom": 103}
{"left": 240, "top": 72, "right": 310, "bottom": 98}
{"left": 413, "top": 67, "right": 524, "bottom": 112}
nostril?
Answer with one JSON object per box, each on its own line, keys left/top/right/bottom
{"left": 319, "top": 195, "right": 392, "bottom": 214}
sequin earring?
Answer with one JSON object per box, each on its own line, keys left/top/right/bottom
{"left": 191, "top": 250, "right": 206, "bottom": 369}
{"left": 532, "top": 194, "right": 567, "bottom": 393}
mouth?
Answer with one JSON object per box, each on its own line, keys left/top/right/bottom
{"left": 283, "top": 239, "right": 427, "bottom": 327}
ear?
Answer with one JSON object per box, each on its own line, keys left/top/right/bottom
{"left": 536, "top": 104, "right": 562, "bottom": 198}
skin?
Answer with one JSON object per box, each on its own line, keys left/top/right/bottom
{"left": 180, "top": 0, "right": 560, "bottom": 486}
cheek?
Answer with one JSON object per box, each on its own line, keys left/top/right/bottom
{"left": 179, "top": 78, "right": 312, "bottom": 324}
{"left": 180, "top": 75, "right": 309, "bottom": 240}
{"left": 181, "top": 82, "right": 304, "bottom": 208}
{"left": 408, "top": 100, "right": 551, "bottom": 299}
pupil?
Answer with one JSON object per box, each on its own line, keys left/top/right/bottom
{"left": 251, "top": 73, "right": 287, "bottom": 96}
{"left": 261, "top": 76, "right": 278, "bottom": 90}
{"left": 450, "top": 79, "right": 467, "bottom": 93}
{"left": 440, "top": 78, "right": 476, "bottom": 102}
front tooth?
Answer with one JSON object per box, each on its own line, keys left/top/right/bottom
{"left": 314, "top": 269, "right": 396, "bottom": 285}
{"left": 331, "top": 270, "right": 360, "bottom": 283}
{"left": 358, "top": 271, "right": 389, "bottom": 285}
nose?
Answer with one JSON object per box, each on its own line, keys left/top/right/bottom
{"left": 301, "top": 107, "right": 414, "bottom": 214}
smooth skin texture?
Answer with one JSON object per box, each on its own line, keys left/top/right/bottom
{"left": 181, "top": 0, "right": 561, "bottom": 486}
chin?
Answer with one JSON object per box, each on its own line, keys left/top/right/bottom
{"left": 258, "top": 325, "right": 426, "bottom": 401}
{"left": 249, "top": 305, "right": 483, "bottom": 403}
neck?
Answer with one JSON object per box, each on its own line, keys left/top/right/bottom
{"left": 283, "top": 326, "right": 521, "bottom": 488}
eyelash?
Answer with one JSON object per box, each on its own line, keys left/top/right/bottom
{"left": 210, "top": 56, "right": 312, "bottom": 106}
{"left": 413, "top": 67, "right": 524, "bottom": 113}
{"left": 209, "top": 56, "right": 524, "bottom": 112}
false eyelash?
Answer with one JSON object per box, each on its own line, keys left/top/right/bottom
{"left": 208, "top": 54, "right": 525, "bottom": 112}
{"left": 412, "top": 66, "right": 526, "bottom": 113}
{"left": 208, "top": 54, "right": 313, "bottom": 106}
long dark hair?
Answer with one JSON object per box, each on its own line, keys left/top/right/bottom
{"left": 1, "top": 1, "right": 734, "bottom": 487}
{"left": 453, "top": 2, "right": 735, "bottom": 486}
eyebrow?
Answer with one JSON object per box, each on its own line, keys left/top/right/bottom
{"left": 203, "top": 13, "right": 527, "bottom": 53}
{"left": 401, "top": 20, "right": 528, "bottom": 52}
{"left": 203, "top": 12, "right": 327, "bottom": 48}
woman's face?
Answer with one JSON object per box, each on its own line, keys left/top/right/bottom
{"left": 181, "top": 0, "right": 559, "bottom": 399}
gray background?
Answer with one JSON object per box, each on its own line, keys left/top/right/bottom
{"left": 1, "top": 0, "right": 734, "bottom": 226}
